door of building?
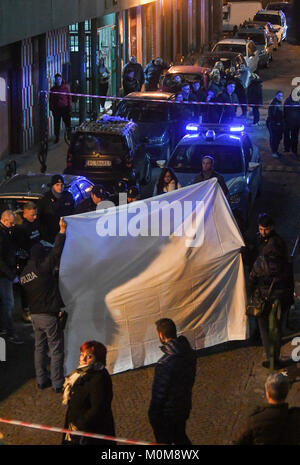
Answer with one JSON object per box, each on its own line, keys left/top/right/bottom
{"left": 98, "top": 25, "right": 117, "bottom": 96}
{"left": 0, "top": 70, "right": 10, "bottom": 158}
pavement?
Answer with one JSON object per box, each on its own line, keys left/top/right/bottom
{"left": 1, "top": 40, "right": 300, "bottom": 447}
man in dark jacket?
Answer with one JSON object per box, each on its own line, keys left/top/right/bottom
{"left": 13, "top": 201, "right": 41, "bottom": 323}
{"left": 37, "top": 174, "right": 74, "bottom": 244}
{"left": 233, "top": 372, "right": 290, "bottom": 445}
{"left": 218, "top": 81, "right": 239, "bottom": 123}
{"left": 49, "top": 73, "right": 72, "bottom": 143}
{"left": 148, "top": 318, "right": 196, "bottom": 445}
{"left": 193, "top": 156, "right": 229, "bottom": 196}
{"left": 0, "top": 210, "right": 23, "bottom": 344}
{"left": 144, "top": 57, "right": 169, "bottom": 91}
{"left": 284, "top": 92, "right": 300, "bottom": 155}
{"left": 123, "top": 70, "right": 140, "bottom": 96}
{"left": 122, "top": 56, "right": 144, "bottom": 91}
{"left": 20, "top": 218, "right": 67, "bottom": 392}
{"left": 247, "top": 73, "right": 263, "bottom": 125}
{"left": 74, "top": 184, "right": 109, "bottom": 214}
{"left": 267, "top": 90, "right": 284, "bottom": 159}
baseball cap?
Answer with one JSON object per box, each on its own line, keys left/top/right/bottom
{"left": 50, "top": 174, "right": 65, "bottom": 186}
{"left": 91, "top": 184, "right": 108, "bottom": 199}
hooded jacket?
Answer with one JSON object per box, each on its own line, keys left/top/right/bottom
{"left": 148, "top": 335, "right": 196, "bottom": 421}
{"left": 144, "top": 60, "right": 169, "bottom": 88}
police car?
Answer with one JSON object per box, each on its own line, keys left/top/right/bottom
{"left": 158, "top": 123, "right": 262, "bottom": 223}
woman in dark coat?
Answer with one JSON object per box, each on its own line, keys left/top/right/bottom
{"left": 249, "top": 237, "right": 294, "bottom": 368}
{"left": 62, "top": 340, "right": 115, "bottom": 445}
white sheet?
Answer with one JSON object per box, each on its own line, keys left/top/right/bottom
{"left": 59, "top": 178, "right": 247, "bottom": 375}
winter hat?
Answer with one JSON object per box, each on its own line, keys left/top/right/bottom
{"left": 50, "top": 174, "right": 65, "bottom": 186}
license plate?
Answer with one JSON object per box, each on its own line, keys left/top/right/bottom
{"left": 85, "top": 159, "right": 112, "bottom": 167}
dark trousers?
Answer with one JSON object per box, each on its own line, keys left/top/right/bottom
{"left": 31, "top": 313, "right": 64, "bottom": 389}
{"left": 257, "top": 312, "right": 281, "bottom": 362}
{"left": 99, "top": 82, "right": 109, "bottom": 108}
{"left": 268, "top": 123, "right": 283, "bottom": 154}
{"left": 52, "top": 107, "right": 71, "bottom": 139}
{"left": 252, "top": 106, "right": 260, "bottom": 124}
{"left": 284, "top": 126, "right": 299, "bottom": 154}
{"left": 0, "top": 278, "right": 15, "bottom": 336}
{"left": 150, "top": 417, "right": 192, "bottom": 445}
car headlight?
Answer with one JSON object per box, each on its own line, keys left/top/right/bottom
{"left": 229, "top": 193, "right": 242, "bottom": 204}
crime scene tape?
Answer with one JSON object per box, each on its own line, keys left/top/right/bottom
{"left": 0, "top": 417, "right": 157, "bottom": 445}
{"left": 43, "top": 90, "right": 300, "bottom": 108}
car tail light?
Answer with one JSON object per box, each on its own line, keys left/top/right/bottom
{"left": 66, "top": 152, "right": 73, "bottom": 168}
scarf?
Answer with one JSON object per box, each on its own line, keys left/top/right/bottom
{"left": 62, "top": 361, "right": 104, "bottom": 406}
{"left": 51, "top": 188, "right": 62, "bottom": 199}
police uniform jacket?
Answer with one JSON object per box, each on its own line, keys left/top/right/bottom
{"left": 74, "top": 197, "right": 97, "bottom": 214}
{"left": 38, "top": 190, "right": 74, "bottom": 244}
{"left": 13, "top": 218, "right": 41, "bottom": 252}
{"left": 268, "top": 98, "right": 284, "bottom": 126}
{"left": 19, "top": 233, "right": 65, "bottom": 315}
{"left": 0, "top": 223, "right": 16, "bottom": 281}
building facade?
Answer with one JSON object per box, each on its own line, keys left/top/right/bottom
{"left": 0, "top": 0, "right": 222, "bottom": 158}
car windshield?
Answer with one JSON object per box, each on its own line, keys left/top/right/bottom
{"left": 0, "top": 197, "right": 38, "bottom": 213}
{"left": 168, "top": 144, "right": 244, "bottom": 173}
{"left": 116, "top": 101, "right": 173, "bottom": 122}
{"left": 198, "top": 56, "right": 234, "bottom": 70}
{"left": 237, "top": 33, "right": 266, "bottom": 45}
{"left": 214, "top": 44, "right": 246, "bottom": 54}
{"left": 253, "top": 14, "right": 282, "bottom": 25}
{"left": 70, "top": 133, "right": 129, "bottom": 156}
{"left": 267, "top": 3, "right": 290, "bottom": 12}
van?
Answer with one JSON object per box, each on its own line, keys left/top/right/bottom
{"left": 223, "top": 1, "right": 263, "bottom": 31}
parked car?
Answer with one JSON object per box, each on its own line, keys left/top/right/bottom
{"left": 158, "top": 123, "right": 262, "bottom": 224}
{"left": 212, "top": 38, "right": 259, "bottom": 72}
{"left": 197, "top": 51, "right": 248, "bottom": 75}
{"left": 114, "top": 91, "right": 182, "bottom": 162}
{"left": 235, "top": 25, "right": 274, "bottom": 67}
{"left": 64, "top": 116, "right": 151, "bottom": 188}
{"left": 222, "top": 1, "right": 263, "bottom": 32}
{"left": 160, "top": 65, "right": 210, "bottom": 92}
{"left": 266, "top": 2, "right": 293, "bottom": 25}
{"left": 0, "top": 172, "right": 94, "bottom": 214}
{"left": 243, "top": 21, "right": 279, "bottom": 50}
{"left": 253, "top": 9, "right": 287, "bottom": 44}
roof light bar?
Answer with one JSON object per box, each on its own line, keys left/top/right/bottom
{"left": 230, "top": 125, "right": 245, "bottom": 132}
{"left": 186, "top": 123, "right": 200, "bottom": 132}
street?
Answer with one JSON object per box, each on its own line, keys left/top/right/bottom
{"left": 1, "top": 39, "right": 300, "bottom": 446}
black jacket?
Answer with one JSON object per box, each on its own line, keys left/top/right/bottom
{"left": 194, "top": 170, "right": 229, "bottom": 196}
{"left": 284, "top": 95, "right": 300, "bottom": 128}
{"left": 74, "top": 197, "right": 97, "bottom": 214}
{"left": 123, "top": 76, "right": 140, "bottom": 96}
{"left": 63, "top": 367, "right": 115, "bottom": 445}
{"left": 217, "top": 90, "right": 239, "bottom": 123}
{"left": 268, "top": 98, "right": 284, "bottom": 126}
{"left": 148, "top": 336, "right": 196, "bottom": 422}
{"left": 13, "top": 218, "right": 41, "bottom": 252}
{"left": 37, "top": 189, "right": 74, "bottom": 244}
{"left": 122, "top": 62, "right": 144, "bottom": 87}
{"left": 0, "top": 223, "right": 16, "bottom": 281}
{"left": 249, "top": 254, "right": 294, "bottom": 311}
{"left": 233, "top": 403, "right": 289, "bottom": 445}
{"left": 247, "top": 78, "right": 263, "bottom": 105}
{"left": 144, "top": 60, "right": 169, "bottom": 89}
{"left": 19, "top": 233, "right": 66, "bottom": 315}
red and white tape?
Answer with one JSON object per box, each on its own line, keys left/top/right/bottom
{"left": 0, "top": 417, "right": 157, "bottom": 445}
{"left": 44, "top": 90, "right": 300, "bottom": 108}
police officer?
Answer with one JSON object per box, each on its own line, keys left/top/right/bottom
{"left": 193, "top": 156, "right": 229, "bottom": 196}
{"left": 13, "top": 201, "right": 41, "bottom": 323}
{"left": 75, "top": 184, "right": 109, "bottom": 214}
{"left": 37, "top": 174, "right": 74, "bottom": 244}
{"left": 20, "top": 218, "right": 67, "bottom": 392}
{"left": 267, "top": 91, "right": 284, "bottom": 159}
{"left": 110, "top": 180, "right": 128, "bottom": 206}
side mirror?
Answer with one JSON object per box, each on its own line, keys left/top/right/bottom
{"left": 248, "top": 162, "right": 260, "bottom": 171}
{"left": 156, "top": 160, "right": 166, "bottom": 169}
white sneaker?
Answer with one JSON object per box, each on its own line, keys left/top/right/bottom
{"left": 272, "top": 153, "right": 279, "bottom": 159}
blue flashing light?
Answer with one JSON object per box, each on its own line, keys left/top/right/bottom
{"left": 186, "top": 123, "right": 200, "bottom": 132}
{"left": 229, "top": 135, "right": 240, "bottom": 140}
{"left": 230, "top": 125, "right": 244, "bottom": 132}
